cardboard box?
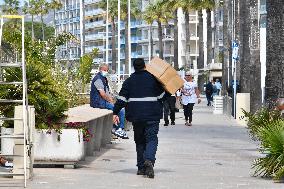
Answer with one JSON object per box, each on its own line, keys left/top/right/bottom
{"left": 146, "top": 57, "right": 184, "bottom": 94}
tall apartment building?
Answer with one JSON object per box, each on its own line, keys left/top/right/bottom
{"left": 55, "top": 0, "right": 83, "bottom": 61}
{"left": 55, "top": 0, "right": 200, "bottom": 75}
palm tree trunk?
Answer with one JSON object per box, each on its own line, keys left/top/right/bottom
{"left": 111, "top": 19, "right": 117, "bottom": 71}
{"left": 53, "top": 10, "right": 56, "bottom": 36}
{"left": 207, "top": 9, "right": 212, "bottom": 65}
{"left": 265, "top": 0, "right": 284, "bottom": 102}
{"left": 197, "top": 10, "right": 205, "bottom": 92}
{"left": 150, "top": 24, "right": 154, "bottom": 59}
{"left": 239, "top": 0, "right": 250, "bottom": 93}
{"left": 31, "top": 15, "right": 35, "bottom": 41}
{"left": 249, "top": 0, "right": 261, "bottom": 113}
{"left": 125, "top": 18, "right": 129, "bottom": 76}
{"left": 185, "top": 11, "right": 191, "bottom": 70}
{"left": 234, "top": 0, "right": 241, "bottom": 82}
{"left": 227, "top": 0, "right": 233, "bottom": 87}
{"left": 41, "top": 14, "right": 45, "bottom": 41}
{"left": 173, "top": 9, "right": 178, "bottom": 70}
{"left": 157, "top": 20, "right": 163, "bottom": 59}
{"left": 222, "top": 0, "right": 229, "bottom": 95}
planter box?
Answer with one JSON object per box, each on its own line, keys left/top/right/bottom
{"left": 34, "top": 129, "right": 85, "bottom": 162}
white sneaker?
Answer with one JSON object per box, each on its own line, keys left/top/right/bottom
{"left": 115, "top": 128, "right": 129, "bottom": 139}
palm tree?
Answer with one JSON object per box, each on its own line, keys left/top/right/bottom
{"left": 23, "top": 0, "right": 39, "bottom": 41}
{"left": 120, "top": 0, "right": 140, "bottom": 76}
{"left": 239, "top": 0, "right": 250, "bottom": 93}
{"left": 197, "top": 9, "right": 205, "bottom": 90}
{"left": 143, "top": 4, "right": 156, "bottom": 59}
{"left": 202, "top": 0, "right": 215, "bottom": 66}
{"left": 179, "top": 0, "right": 197, "bottom": 70}
{"left": 248, "top": 0, "right": 261, "bottom": 112}
{"left": 265, "top": 0, "right": 284, "bottom": 103}
{"left": 162, "top": 0, "right": 179, "bottom": 69}
{"left": 36, "top": 0, "right": 50, "bottom": 41}
{"left": 221, "top": 0, "right": 229, "bottom": 95}
{"left": 49, "top": 0, "right": 63, "bottom": 32}
{"left": 2, "top": 0, "right": 20, "bottom": 14}
{"left": 149, "top": 0, "right": 172, "bottom": 60}
{"left": 99, "top": 0, "right": 118, "bottom": 71}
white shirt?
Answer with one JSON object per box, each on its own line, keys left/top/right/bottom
{"left": 181, "top": 81, "right": 198, "bottom": 105}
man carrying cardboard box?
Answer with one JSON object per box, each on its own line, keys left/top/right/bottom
{"left": 113, "top": 58, "right": 170, "bottom": 179}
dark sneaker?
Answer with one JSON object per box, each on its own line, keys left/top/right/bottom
{"left": 144, "top": 160, "right": 154, "bottom": 178}
{"left": 137, "top": 167, "right": 145, "bottom": 175}
{"left": 171, "top": 121, "right": 175, "bottom": 125}
{"left": 164, "top": 121, "right": 169, "bottom": 126}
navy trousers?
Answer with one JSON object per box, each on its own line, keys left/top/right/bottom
{"left": 133, "top": 120, "right": 160, "bottom": 169}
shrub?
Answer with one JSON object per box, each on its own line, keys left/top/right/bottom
{"left": 252, "top": 120, "right": 284, "bottom": 180}
{"left": 243, "top": 108, "right": 284, "bottom": 181}
{"left": 243, "top": 108, "right": 283, "bottom": 141}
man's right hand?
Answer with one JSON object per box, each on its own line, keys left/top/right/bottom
{"left": 113, "top": 115, "right": 120, "bottom": 126}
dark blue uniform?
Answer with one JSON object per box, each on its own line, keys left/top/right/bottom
{"left": 113, "top": 70, "right": 168, "bottom": 170}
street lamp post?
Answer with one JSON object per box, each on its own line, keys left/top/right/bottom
{"left": 106, "top": 0, "right": 109, "bottom": 65}
{"left": 118, "top": 0, "right": 121, "bottom": 83}
{"left": 128, "top": 0, "right": 131, "bottom": 76}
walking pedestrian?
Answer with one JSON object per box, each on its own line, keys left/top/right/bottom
{"left": 113, "top": 58, "right": 169, "bottom": 179}
{"left": 181, "top": 72, "right": 201, "bottom": 126}
{"left": 205, "top": 80, "right": 214, "bottom": 106}
{"left": 163, "top": 94, "right": 176, "bottom": 126}
{"left": 215, "top": 79, "right": 222, "bottom": 95}
{"left": 90, "top": 63, "right": 128, "bottom": 139}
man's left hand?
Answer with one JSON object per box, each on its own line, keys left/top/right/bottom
{"left": 113, "top": 115, "right": 120, "bottom": 126}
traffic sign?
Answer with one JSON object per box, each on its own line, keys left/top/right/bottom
{"left": 232, "top": 42, "right": 239, "bottom": 60}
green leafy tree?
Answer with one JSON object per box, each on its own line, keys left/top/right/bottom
{"left": 78, "top": 48, "right": 99, "bottom": 93}
{"left": 0, "top": 22, "right": 76, "bottom": 128}
{"left": 2, "top": 0, "right": 20, "bottom": 14}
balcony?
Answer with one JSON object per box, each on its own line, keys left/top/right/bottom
{"left": 131, "top": 52, "right": 139, "bottom": 58}
{"left": 85, "top": 9, "right": 104, "bottom": 17}
{"left": 85, "top": 20, "right": 105, "bottom": 29}
{"left": 208, "top": 63, "right": 222, "bottom": 70}
{"left": 130, "top": 21, "right": 142, "bottom": 28}
{"left": 93, "top": 58, "right": 104, "bottom": 64}
{"left": 85, "top": 46, "right": 105, "bottom": 53}
{"left": 181, "top": 33, "right": 199, "bottom": 41}
{"left": 85, "top": 0, "right": 101, "bottom": 5}
{"left": 85, "top": 33, "right": 105, "bottom": 41}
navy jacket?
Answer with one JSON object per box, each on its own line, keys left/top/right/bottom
{"left": 113, "top": 70, "right": 168, "bottom": 122}
{"left": 90, "top": 72, "right": 109, "bottom": 108}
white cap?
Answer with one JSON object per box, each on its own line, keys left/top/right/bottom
{"left": 185, "top": 71, "right": 193, "bottom": 76}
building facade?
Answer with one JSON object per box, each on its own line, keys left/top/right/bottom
{"left": 55, "top": 0, "right": 83, "bottom": 61}
{"left": 55, "top": 0, "right": 200, "bottom": 76}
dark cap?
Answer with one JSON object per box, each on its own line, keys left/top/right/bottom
{"left": 133, "top": 58, "right": 145, "bottom": 71}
